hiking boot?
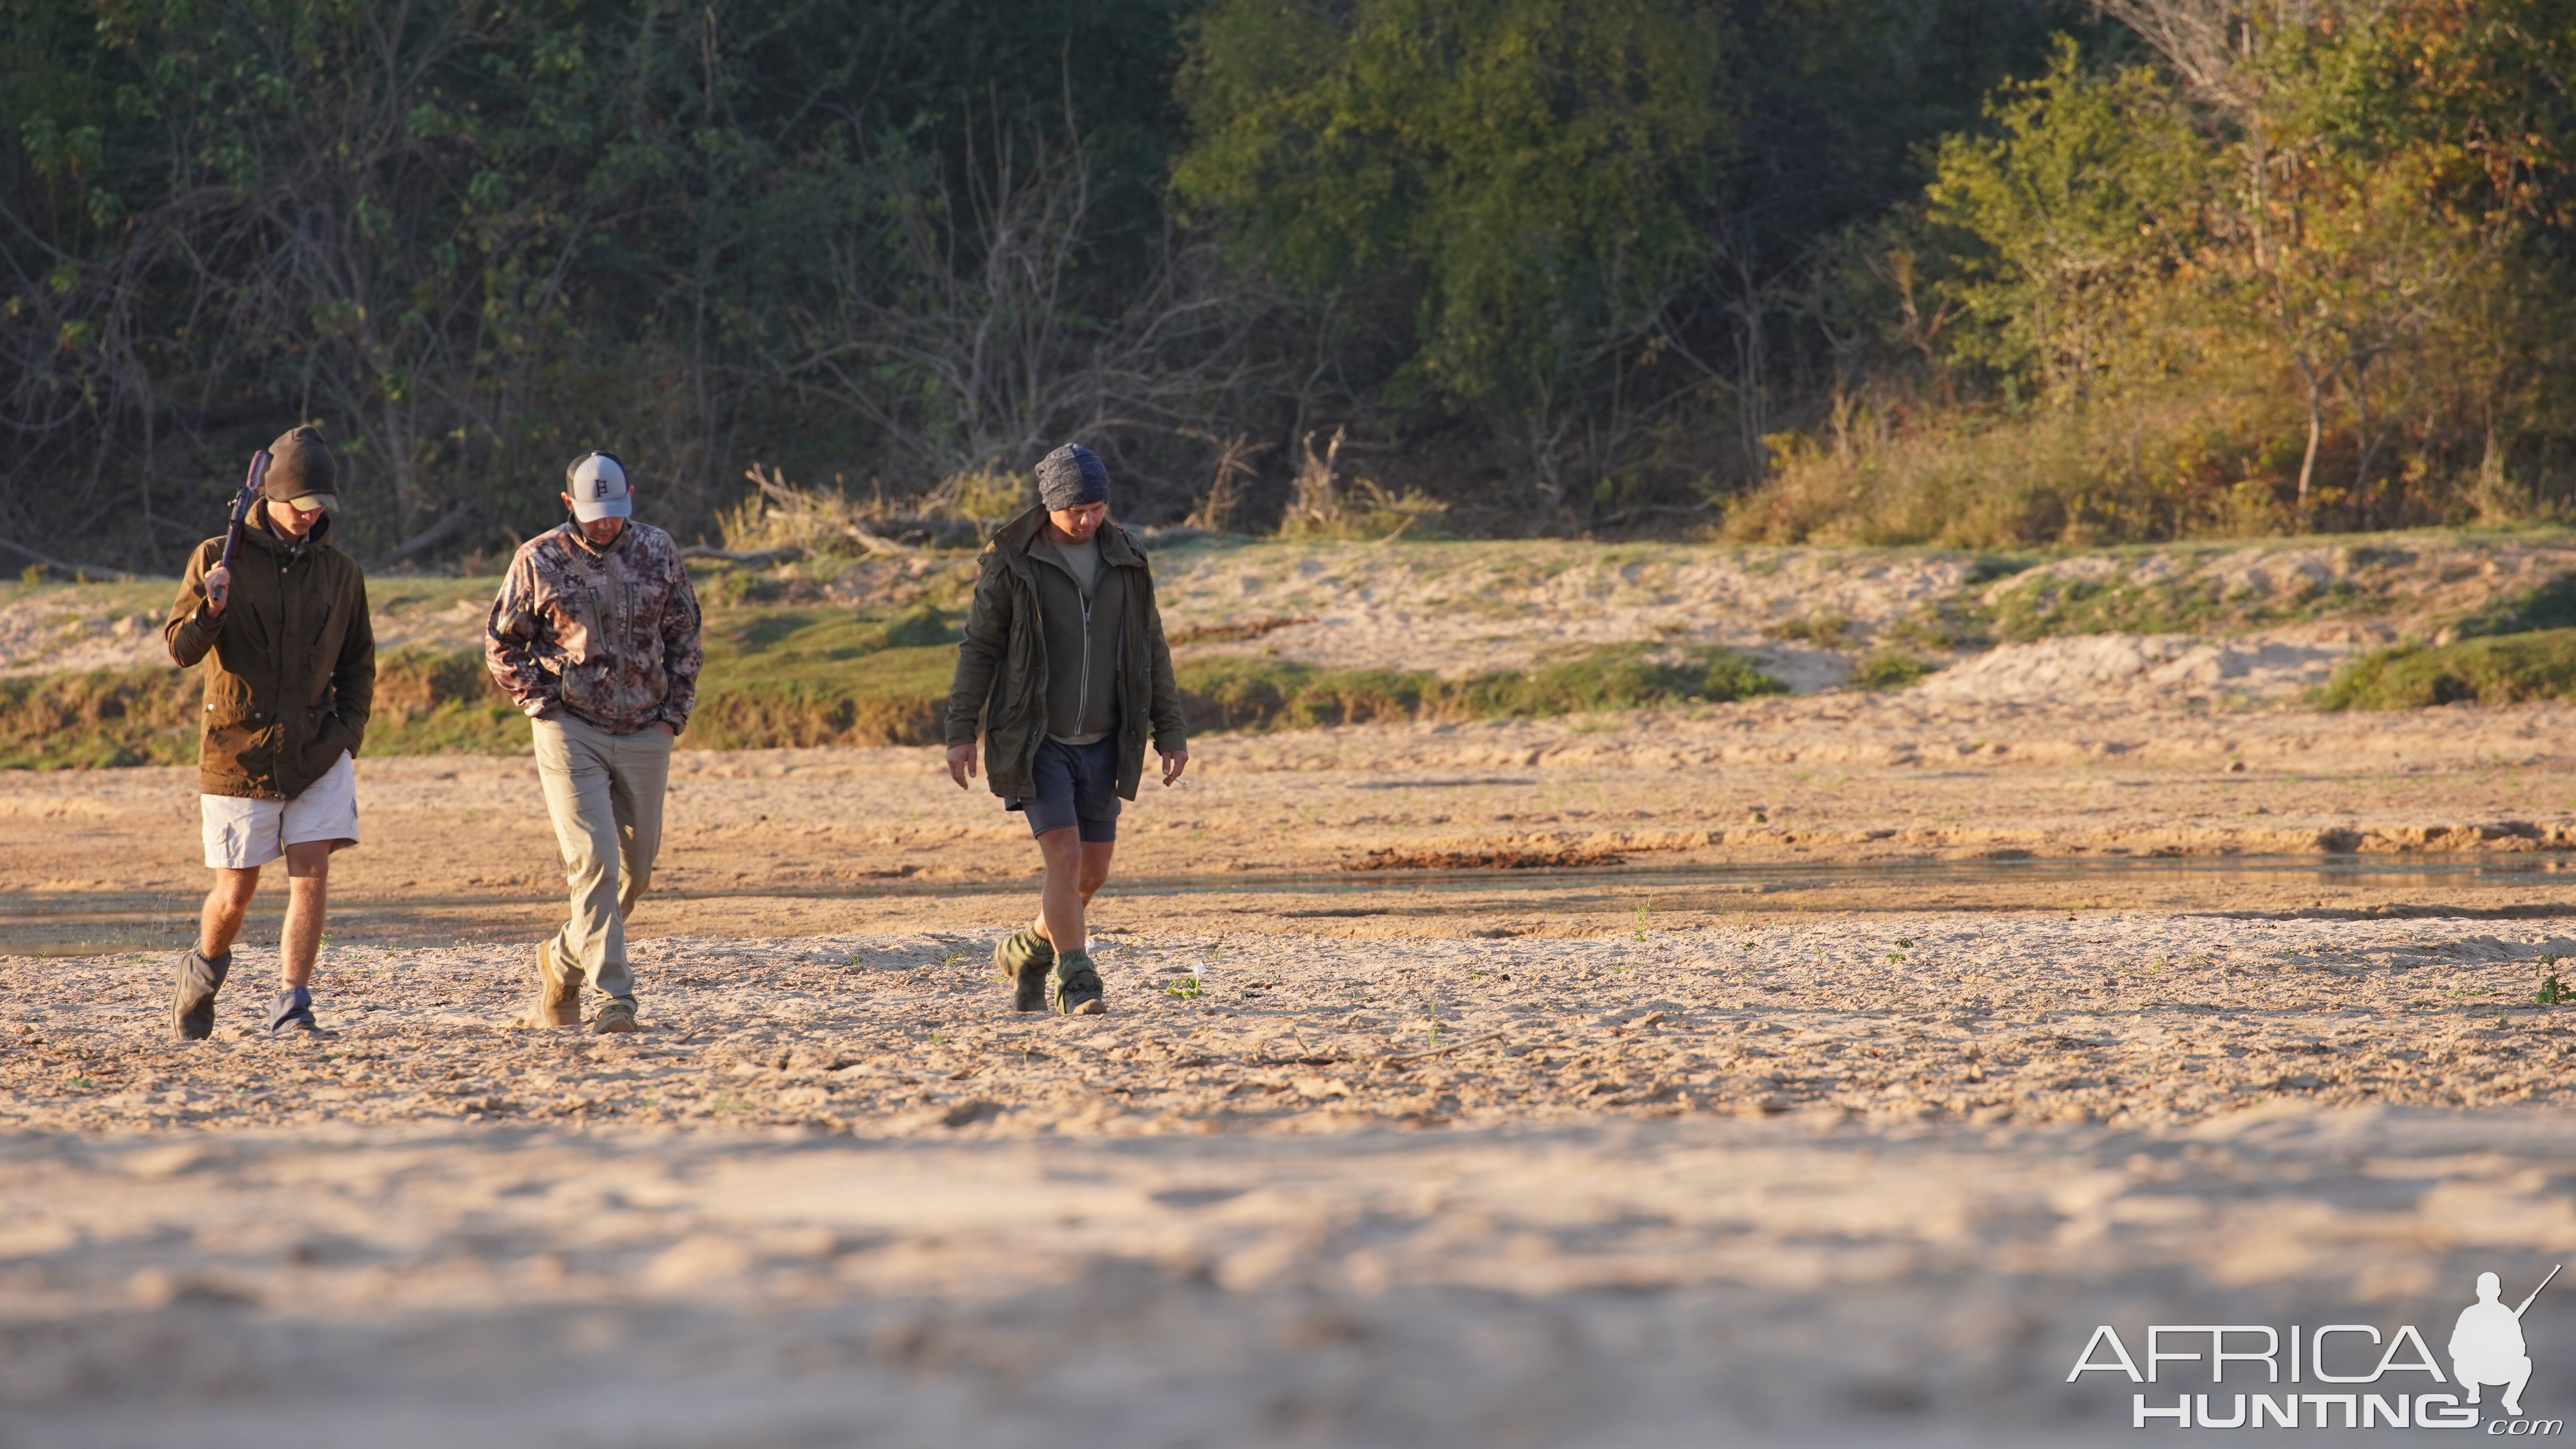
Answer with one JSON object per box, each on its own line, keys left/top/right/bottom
{"left": 171, "top": 948, "right": 231, "bottom": 1041}
{"left": 594, "top": 997, "right": 638, "bottom": 1034}
{"left": 996, "top": 928, "right": 1055, "bottom": 1012}
{"left": 523, "top": 939, "right": 584, "bottom": 1029}
{"left": 1053, "top": 950, "right": 1105, "bottom": 1016}
{"left": 267, "top": 986, "right": 322, "bottom": 1039}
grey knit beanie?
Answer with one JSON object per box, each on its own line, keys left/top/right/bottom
{"left": 1036, "top": 444, "right": 1109, "bottom": 510}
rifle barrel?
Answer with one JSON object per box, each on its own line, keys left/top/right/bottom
{"left": 2515, "top": 1263, "right": 2561, "bottom": 1319}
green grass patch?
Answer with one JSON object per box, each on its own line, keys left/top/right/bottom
{"left": 1987, "top": 574, "right": 2236, "bottom": 641}
{"left": 1176, "top": 644, "right": 1783, "bottom": 731}
{"left": 1975, "top": 543, "right": 2439, "bottom": 642}
{"left": 2448, "top": 572, "right": 2576, "bottom": 641}
{"left": 1850, "top": 649, "right": 1935, "bottom": 690}
{"left": 2318, "top": 629, "right": 2576, "bottom": 709}
{"left": 684, "top": 602, "right": 960, "bottom": 748}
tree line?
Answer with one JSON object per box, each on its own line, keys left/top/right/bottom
{"left": 3, "top": 0, "right": 2570, "bottom": 573}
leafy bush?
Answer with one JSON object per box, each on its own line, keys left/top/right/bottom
{"left": 2318, "top": 630, "right": 2576, "bottom": 710}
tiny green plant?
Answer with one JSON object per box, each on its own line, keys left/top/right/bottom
{"left": 1164, "top": 975, "right": 1203, "bottom": 1000}
{"left": 2539, "top": 964, "right": 2573, "bottom": 1007}
{"left": 1633, "top": 903, "right": 1650, "bottom": 941}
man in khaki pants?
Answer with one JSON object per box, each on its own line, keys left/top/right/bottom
{"left": 485, "top": 452, "right": 702, "bottom": 1033}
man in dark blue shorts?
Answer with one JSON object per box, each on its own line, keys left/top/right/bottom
{"left": 944, "top": 444, "right": 1189, "bottom": 1014}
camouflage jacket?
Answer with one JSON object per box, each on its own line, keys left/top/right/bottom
{"left": 485, "top": 521, "right": 702, "bottom": 735}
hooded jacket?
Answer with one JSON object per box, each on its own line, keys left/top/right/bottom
{"left": 164, "top": 511, "right": 376, "bottom": 801}
{"left": 945, "top": 507, "right": 1186, "bottom": 800}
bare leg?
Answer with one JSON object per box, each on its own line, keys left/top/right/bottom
{"left": 199, "top": 867, "right": 260, "bottom": 957}
{"left": 277, "top": 841, "right": 331, "bottom": 988}
{"left": 1032, "top": 838, "right": 1116, "bottom": 951}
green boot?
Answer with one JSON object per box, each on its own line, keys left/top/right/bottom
{"left": 1053, "top": 948, "right": 1105, "bottom": 1016}
{"left": 996, "top": 928, "right": 1055, "bottom": 1012}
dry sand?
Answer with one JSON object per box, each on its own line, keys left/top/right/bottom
{"left": 10, "top": 694, "right": 2576, "bottom": 955}
{"left": 9, "top": 692, "right": 2576, "bottom": 1443}
{"left": 4, "top": 915, "right": 2576, "bottom": 1445}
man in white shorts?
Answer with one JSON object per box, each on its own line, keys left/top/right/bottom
{"left": 163, "top": 426, "right": 376, "bottom": 1040}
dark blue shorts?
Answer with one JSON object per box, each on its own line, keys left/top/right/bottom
{"left": 1006, "top": 736, "right": 1121, "bottom": 842}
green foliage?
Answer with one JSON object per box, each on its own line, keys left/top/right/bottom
{"left": 1984, "top": 573, "right": 2248, "bottom": 642}
{"left": 1176, "top": 643, "right": 1781, "bottom": 731}
{"left": 0, "top": 0, "right": 1199, "bottom": 562}
{"left": 1177, "top": 0, "right": 1728, "bottom": 516}
{"left": 2318, "top": 629, "right": 2576, "bottom": 710}
{"left": 2541, "top": 966, "right": 2573, "bottom": 1008}
{"left": 1762, "top": 613, "right": 1849, "bottom": 646}
{"left": 1163, "top": 975, "right": 1203, "bottom": 1000}
{"left": 20, "top": 0, "right": 2576, "bottom": 559}
{"left": 2447, "top": 573, "right": 2576, "bottom": 640}
{"left": 1848, "top": 650, "right": 1933, "bottom": 691}
{"left": 1928, "top": 40, "right": 2209, "bottom": 402}
{"left": 1734, "top": 5, "right": 2576, "bottom": 548}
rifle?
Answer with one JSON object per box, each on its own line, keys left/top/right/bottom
{"left": 208, "top": 450, "right": 268, "bottom": 611}
{"left": 2514, "top": 1264, "right": 2561, "bottom": 1319}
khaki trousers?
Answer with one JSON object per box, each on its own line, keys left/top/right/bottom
{"left": 531, "top": 715, "right": 672, "bottom": 1002}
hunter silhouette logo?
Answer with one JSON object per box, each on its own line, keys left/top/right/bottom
{"left": 2070, "top": 1265, "right": 2562, "bottom": 1430}
{"left": 2456, "top": 1267, "right": 2558, "bottom": 1418}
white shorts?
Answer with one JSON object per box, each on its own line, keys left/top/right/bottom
{"left": 200, "top": 752, "right": 361, "bottom": 869}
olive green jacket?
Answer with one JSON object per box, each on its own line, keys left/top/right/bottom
{"left": 944, "top": 508, "right": 1186, "bottom": 800}
{"left": 164, "top": 512, "right": 376, "bottom": 801}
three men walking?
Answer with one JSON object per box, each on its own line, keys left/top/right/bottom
{"left": 164, "top": 427, "right": 373, "bottom": 1040}
{"left": 164, "top": 436, "right": 1143, "bottom": 1034}
{"left": 945, "top": 444, "right": 1189, "bottom": 1015}
{"left": 486, "top": 452, "right": 702, "bottom": 1034}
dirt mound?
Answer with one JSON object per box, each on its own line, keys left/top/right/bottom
{"left": 1916, "top": 627, "right": 2366, "bottom": 706}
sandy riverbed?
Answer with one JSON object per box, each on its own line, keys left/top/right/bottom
{"left": 6, "top": 911, "right": 2576, "bottom": 1444}
{"left": 10, "top": 687, "right": 2576, "bottom": 1444}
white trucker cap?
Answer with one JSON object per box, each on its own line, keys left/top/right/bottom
{"left": 565, "top": 452, "right": 632, "bottom": 521}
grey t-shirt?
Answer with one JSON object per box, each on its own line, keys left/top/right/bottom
{"left": 1036, "top": 531, "right": 1115, "bottom": 746}
{"left": 1052, "top": 532, "right": 1101, "bottom": 596}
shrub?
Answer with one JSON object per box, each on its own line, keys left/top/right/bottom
{"left": 1850, "top": 650, "right": 1935, "bottom": 690}
{"left": 2318, "top": 630, "right": 2576, "bottom": 710}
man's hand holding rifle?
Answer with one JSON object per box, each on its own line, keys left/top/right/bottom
{"left": 200, "top": 448, "right": 267, "bottom": 619}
